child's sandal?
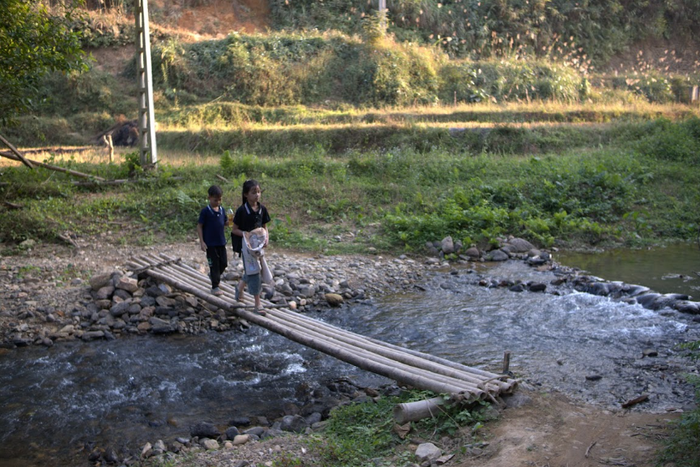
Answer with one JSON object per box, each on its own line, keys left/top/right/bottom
{"left": 254, "top": 307, "right": 266, "bottom": 316}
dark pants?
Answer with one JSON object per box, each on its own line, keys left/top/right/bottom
{"left": 206, "top": 246, "right": 228, "bottom": 288}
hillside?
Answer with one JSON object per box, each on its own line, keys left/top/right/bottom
{"left": 147, "top": 0, "right": 270, "bottom": 37}
{"left": 90, "top": 0, "right": 700, "bottom": 74}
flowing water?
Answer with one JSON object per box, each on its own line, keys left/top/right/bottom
{"left": 1, "top": 255, "right": 700, "bottom": 466}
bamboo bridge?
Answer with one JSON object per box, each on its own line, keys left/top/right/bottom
{"left": 127, "top": 254, "right": 518, "bottom": 403}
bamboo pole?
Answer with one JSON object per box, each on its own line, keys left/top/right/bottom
{"left": 393, "top": 397, "right": 446, "bottom": 424}
{"left": 263, "top": 306, "right": 503, "bottom": 392}
{"left": 363, "top": 335, "right": 516, "bottom": 392}
{"left": 0, "top": 133, "right": 33, "bottom": 168}
{"left": 0, "top": 150, "right": 105, "bottom": 181}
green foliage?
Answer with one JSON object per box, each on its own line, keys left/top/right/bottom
{"left": 32, "top": 66, "right": 136, "bottom": 116}
{"left": 635, "top": 118, "right": 700, "bottom": 163}
{"left": 321, "top": 396, "right": 399, "bottom": 466}
{"left": 316, "top": 390, "right": 487, "bottom": 467}
{"left": 150, "top": 32, "right": 445, "bottom": 107}
{"left": 0, "top": 0, "right": 88, "bottom": 123}
{"left": 383, "top": 149, "right": 648, "bottom": 249}
{"left": 657, "top": 341, "right": 700, "bottom": 467}
{"left": 416, "top": 398, "right": 488, "bottom": 437}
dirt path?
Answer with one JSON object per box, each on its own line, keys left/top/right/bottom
{"left": 456, "top": 388, "right": 677, "bottom": 467}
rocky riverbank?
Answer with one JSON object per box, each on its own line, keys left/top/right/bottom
{"left": 2, "top": 235, "right": 698, "bottom": 348}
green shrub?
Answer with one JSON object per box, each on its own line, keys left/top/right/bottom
{"left": 657, "top": 341, "right": 700, "bottom": 467}
{"left": 636, "top": 118, "right": 700, "bottom": 163}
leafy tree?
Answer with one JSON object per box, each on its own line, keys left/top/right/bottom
{"left": 0, "top": 0, "right": 87, "bottom": 124}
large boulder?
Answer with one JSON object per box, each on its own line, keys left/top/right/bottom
{"left": 504, "top": 237, "right": 535, "bottom": 253}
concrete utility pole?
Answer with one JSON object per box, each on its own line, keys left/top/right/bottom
{"left": 134, "top": 0, "right": 158, "bottom": 167}
{"left": 378, "top": 0, "right": 387, "bottom": 30}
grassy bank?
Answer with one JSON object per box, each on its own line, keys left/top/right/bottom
{"left": 1, "top": 114, "right": 699, "bottom": 254}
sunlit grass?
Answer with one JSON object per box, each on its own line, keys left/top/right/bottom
{"left": 156, "top": 100, "right": 700, "bottom": 129}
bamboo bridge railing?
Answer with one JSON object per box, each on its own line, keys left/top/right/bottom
{"left": 127, "top": 253, "right": 518, "bottom": 403}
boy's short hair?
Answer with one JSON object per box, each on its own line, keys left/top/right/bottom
{"left": 208, "top": 185, "right": 223, "bottom": 197}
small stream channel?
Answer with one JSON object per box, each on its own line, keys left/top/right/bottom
{"left": 1, "top": 247, "right": 699, "bottom": 466}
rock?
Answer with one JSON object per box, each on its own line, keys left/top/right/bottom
{"left": 487, "top": 249, "right": 509, "bottom": 262}
{"left": 464, "top": 246, "right": 480, "bottom": 259}
{"left": 305, "top": 412, "right": 322, "bottom": 426}
{"left": 81, "top": 331, "right": 105, "bottom": 341}
{"left": 280, "top": 414, "right": 308, "bottom": 433}
{"left": 149, "top": 317, "right": 174, "bottom": 334}
{"left": 116, "top": 276, "right": 138, "bottom": 293}
{"left": 324, "top": 293, "right": 344, "bottom": 307}
{"left": 441, "top": 236, "right": 455, "bottom": 255}
{"left": 140, "top": 295, "right": 156, "bottom": 307}
{"left": 95, "top": 286, "right": 115, "bottom": 300}
{"left": 650, "top": 294, "right": 680, "bottom": 310}
{"left": 506, "top": 237, "right": 535, "bottom": 253}
{"left": 232, "top": 434, "right": 250, "bottom": 445}
{"left": 297, "top": 285, "right": 316, "bottom": 298}
{"left": 436, "top": 453, "right": 455, "bottom": 465}
{"left": 201, "top": 438, "right": 219, "bottom": 450}
{"left": 674, "top": 301, "right": 700, "bottom": 314}
{"left": 528, "top": 282, "right": 547, "bottom": 293}
{"left": 190, "top": 421, "right": 220, "bottom": 439}
{"left": 155, "top": 296, "right": 177, "bottom": 307}
{"left": 244, "top": 426, "right": 266, "bottom": 437}
{"left": 90, "top": 273, "right": 113, "bottom": 291}
{"left": 636, "top": 293, "right": 661, "bottom": 308}
{"left": 145, "top": 285, "right": 166, "bottom": 297}
{"left": 415, "top": 442, "right": 442, "bottom": 462}
{"left": 625, "top": 284, "right": 650, "bottom": 297}
{"left": 109, "top": 301, "right": 131, "bottom": 317}
{"left": 103, "top": 447, "right": 119, "bottom": 464}
{"left": 225, "top": 426, "right": 240, "bottom": 439}
{"left": 587, "top": 282, "right": 610, "bottom": 296}
{"left": 229, "top": 416, "right": 251, "bottom": 426}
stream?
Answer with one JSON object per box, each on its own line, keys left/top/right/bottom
{"left": 1, "top": 246, "right": 699, "bottom": 466}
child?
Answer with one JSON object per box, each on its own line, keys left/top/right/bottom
{"left": 197, "top": 185, "right": 229, "bottom": 296}
{"left": 231, "top": 179, "right": 271, "bottom": 314}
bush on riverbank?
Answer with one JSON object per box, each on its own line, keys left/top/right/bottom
{"left": 658, "top": 341, "right": 700, "bottom": 467}
{"left": 304, "top": 391, "right": 490, "bottom": 467}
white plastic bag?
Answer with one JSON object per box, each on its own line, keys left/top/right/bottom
{"left": 242, "top": 228, "right": 268, "bottom": 276}
{"left": 260, "top": 256, "right": 274, "bottom": 285}
{"left": 241, "top": 242, "right": 261, "bottom": 275}
{"left": 242, "top": 228, "right": 266, "bottom": 275}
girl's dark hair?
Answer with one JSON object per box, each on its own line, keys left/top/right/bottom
{"left": 242, "top": 179, "right": 260, "bottom": 204}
